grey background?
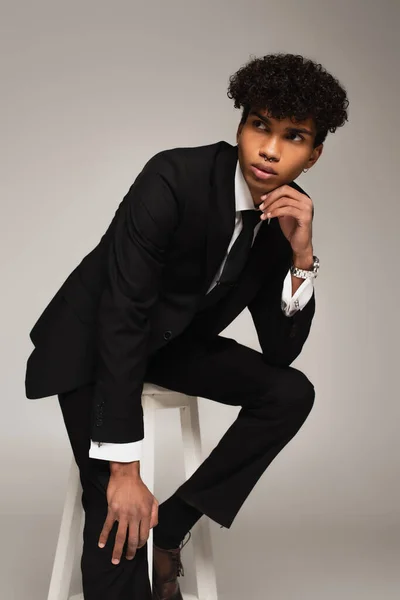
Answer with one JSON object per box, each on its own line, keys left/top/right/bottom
{"left": 1, "top": 1, "right": 399, "bottom": 598}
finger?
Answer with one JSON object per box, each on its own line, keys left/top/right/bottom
{"left": 112, "top": 518, "right": 129, "bottom": 565}
{"left": 137, "top": 514, "right": 151, "bottom": 548}
{"left": 98, "top": 512, "right": 116, "bottom": 549}
{"left": 260, "top": 185, "right": 291, "bottom": 204}
{"left": 126, "top": 519, "right": 140, "bottom": 559}
{"left": 262, "top": 206, "right": 303, "bottom": 220}
{"left": 149, "top": 500, "right": 159, "bottom": 530}
{"left": 261, "top": 184, "right": 303, "bottom": 202}
{"left": 260, "top": 196, "right": 296, "bottom": 212}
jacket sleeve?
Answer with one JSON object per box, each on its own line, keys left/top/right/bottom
{"left": 91, "top": 157, "right": 180, "bottom": 444}
{"left": 248, "top": 257, "right": 316, "bottom": 367}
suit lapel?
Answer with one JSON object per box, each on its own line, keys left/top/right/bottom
{"left": 201, "top": 143, "right": 239, "bottom": 295}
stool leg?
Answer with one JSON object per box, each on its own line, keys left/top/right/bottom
{"left": 141, "top": 394, "right": 157, "bottom": 590}
{"left": 47, "top": 456, "right": 84, "bottom": 600}
{"left": 180, "top": 399, "right": 218, "bottom": 600}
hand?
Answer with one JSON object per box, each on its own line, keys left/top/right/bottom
{"left": 259, "top": 184, "right": 314, "bottom": 256}
{"left": 98, "top": 461, "right": 159, "bottom": 565}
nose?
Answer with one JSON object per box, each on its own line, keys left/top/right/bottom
{"left": 260, "top": 138, "right": 281, "bottom": 162}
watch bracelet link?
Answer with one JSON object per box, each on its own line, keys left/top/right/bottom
{"left": 290, "top": 255, "right": 320, "bottom": 279}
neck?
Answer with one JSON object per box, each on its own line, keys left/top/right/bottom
{"left": 251, "top": 192, "right": 262, "bottom": 209}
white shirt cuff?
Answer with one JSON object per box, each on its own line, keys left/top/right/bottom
{"left": 281, "top": 269, "right": 315, "bottom": 317}
{"left": 89, "top": 439, "right": 143, "bottom": 462}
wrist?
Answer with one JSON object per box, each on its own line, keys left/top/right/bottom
{"left": 110, "top": 460, "right": 141, "bottom": 478}
{"left": 292, "top": 249, "right": 314, "bottom": 270}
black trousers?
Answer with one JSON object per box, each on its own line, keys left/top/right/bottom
{"left": 58, "top": 331, "right": 315, "bottom": 599}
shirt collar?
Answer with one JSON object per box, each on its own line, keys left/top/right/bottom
{"left": 234, "top": 159, "right": 257, "bottom": 212}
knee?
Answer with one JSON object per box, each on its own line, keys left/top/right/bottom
{"left": 268, "top": 367, "right": 315, "bottom": 415}
{"left": 292, "top": 368, "right": 315, "bottom": 404}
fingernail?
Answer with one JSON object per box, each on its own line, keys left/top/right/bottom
{"left": 98, "top": 543, "right": 105, "bottom": 548}
{"left": 261, "top": 194, "right": 268, "bottom": 199}
{"left": 112, "top": 558, "right": 120, "bottom": 565}
{"left": 259, "top": 203, "right": 264, "bottom": 210}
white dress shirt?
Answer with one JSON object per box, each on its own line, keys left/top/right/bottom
{"left": 89, "top": 160, "right": 315, "bottom": 462}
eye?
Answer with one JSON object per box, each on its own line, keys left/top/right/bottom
{"left": 287, "top": 131, "right": 304, "bottom": 142}
{"left": 253, "top": 119, "right": 267, "bottom": 130}
{"left": 253, "top": 120, "right": 304, "bottom": 141}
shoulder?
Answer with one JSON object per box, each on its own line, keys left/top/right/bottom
{"left": 140, "top": 140, "right": 233, "bottom": 180}
{"left": 126, "top": 140, "right": 235, "bottom": 208}
{"left": 288, "top": 179, "right": 310, "bottom": 199}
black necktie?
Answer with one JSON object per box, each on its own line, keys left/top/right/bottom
{"left": 197, "top": 209, "right": 261, "bottom": 312}
{"left": 218, "top": 209, "right": 261, "bottom": 285}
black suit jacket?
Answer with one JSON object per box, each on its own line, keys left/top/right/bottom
{"left": 25, "top": 141, "right": 316, "bottom": 443}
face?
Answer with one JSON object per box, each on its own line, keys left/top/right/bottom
{"left": 236, "top": 107, "right": 323, "bottom": 206}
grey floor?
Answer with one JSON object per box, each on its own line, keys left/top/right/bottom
{"left": 3, "top": 513, "right": 399, "bottom": 600}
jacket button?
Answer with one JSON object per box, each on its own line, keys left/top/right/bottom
{"left": 163, "top": 330, "right": 172, "bottom": 340}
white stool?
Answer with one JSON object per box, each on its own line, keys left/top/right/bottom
{"left": 47, "top": 382, "right": 219, "bottom": 600}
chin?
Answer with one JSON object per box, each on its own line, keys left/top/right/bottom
{"left": 248, "top": 173, "right": 280, "bottom": 193}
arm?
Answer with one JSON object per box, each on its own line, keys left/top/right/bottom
{"left": 91, "top": 157, "right": 179, "bottom": 447}
{"left": 249, "top": 257, "right": 316, "bottom": 367}
{"left": 261, "top": 181, "right": 316, "bottom": 321}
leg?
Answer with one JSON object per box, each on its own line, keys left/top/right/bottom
{"left": 145, "top": 333, "right": 315, "bottom": 529}
{"left": 58, "top": 383, "right": 152, "bottom": 600}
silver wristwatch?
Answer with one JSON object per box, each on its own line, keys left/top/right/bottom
{"left": 290, "top": 255, "right": 320, "bottom": 280}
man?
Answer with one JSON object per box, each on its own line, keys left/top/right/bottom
{"left": 25, "top": 52, "right": 349, "bottom": 599}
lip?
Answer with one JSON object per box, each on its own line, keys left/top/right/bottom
{"left": 250, "top": 164, "right": 278, "bottom": 179}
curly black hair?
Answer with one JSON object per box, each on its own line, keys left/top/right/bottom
{"left": 227, "top": 53, "right": 349, "bottom": 148}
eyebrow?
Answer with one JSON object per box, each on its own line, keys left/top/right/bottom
{"left": 250, "top": 110, "right": 314, "bottom": 137}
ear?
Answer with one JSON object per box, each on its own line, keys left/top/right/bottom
{"left": 236, "top": 123, "right": 243, "bottom": 144}
{"left": 309, "top": 143, "right": 324, "bottom": 168}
